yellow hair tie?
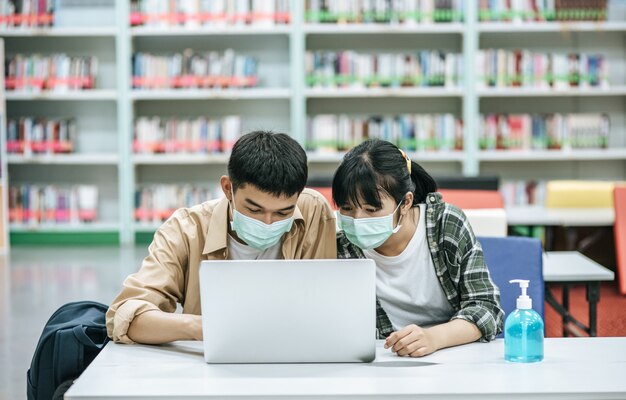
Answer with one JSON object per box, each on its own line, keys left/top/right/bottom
{"left": 399, "top": 149, "right": 412, "bottom": 174}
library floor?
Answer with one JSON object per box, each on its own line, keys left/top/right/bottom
{"left": 1, "top": 246, "right": 625, "bottom": 400}
{"left": 0, "top": 246, "right": 147, "bottom": 400}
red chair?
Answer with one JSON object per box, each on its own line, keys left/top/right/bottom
{"left": 438, "top": 189, "right": 504, "bottom": 209}
{"left": 614, "top": 187, "right": 626, "bottom": 295}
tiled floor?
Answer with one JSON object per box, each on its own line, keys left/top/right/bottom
{"left": 0, "top": 246, "right": 148, "bottom": 400}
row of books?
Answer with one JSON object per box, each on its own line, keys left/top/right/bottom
{"left": 306, "top": 51, "right": 462, "bottom": 88}
{"left": 9, "top": 185, "right": 99, "bottom": 225}
{"left": 0, "top": 0, "right": 54, "bottom": 27}
{"left": 479, "top": 0, "right": 608, "bottom": 22}
{"left": 134, "top": 116, "right": 242, "bottom": 154}
{"left": 307, "top": 114, "right": 463, "bottom": 152}
{"left": 132, "top": 50, "right": 258, "bottom": 89}
{"left": 479, "top": 113, "right": 610, "bottom": 150}
{"left": 135, "top": 185, "right": 222, "bottom": 223}
{"left": 476, "top": 50, "right": 608, "bottom": 89}
{"left": 501, "top": 180, "right": 547, "bottom": 206}
{"left": 5, "top": 54, "right": 98, "bottom": 92}
{"left": 7, "top": 117, "right": 77, "bottom": 155}
{"left": 305, "top": 0, "right": 464, "bottom": 23}
{"left": 130, "top": 0, "right": 290, "bottom": 27}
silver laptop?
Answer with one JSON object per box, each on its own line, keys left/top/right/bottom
{"left": 199, "top": 259, "right": 376, "bottom": 364}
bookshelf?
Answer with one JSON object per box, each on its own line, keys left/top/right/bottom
{"left": 0, "top": 39, "right": 7, "bottom": 252}
{"left": 0, "top": 0, "right": 625, "bottom": 245}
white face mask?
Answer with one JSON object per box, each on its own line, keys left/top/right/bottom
{"left": 229, "top": 191, "right": 294, "bottom": 250}
{"left": 337, "top": 201, "right": 404, "bottom": 250}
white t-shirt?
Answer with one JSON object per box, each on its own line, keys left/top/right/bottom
{"left": 227, "top": 234, "right": 282, "bottom": 260}
{"left": 363, "top": 204, "right": 455, "bottom": 331}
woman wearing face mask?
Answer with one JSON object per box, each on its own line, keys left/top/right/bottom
{"left": 334, "top": 139, "right": 504, "bottom": 358}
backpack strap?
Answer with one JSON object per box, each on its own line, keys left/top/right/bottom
{"left": 72, "top": 326, "right": 106, "bottom": 350}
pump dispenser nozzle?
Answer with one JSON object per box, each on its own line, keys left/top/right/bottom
{"left": 509, "top": 279, "right": 532, "bottom": 310}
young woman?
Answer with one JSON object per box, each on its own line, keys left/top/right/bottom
{"left": 333, "top": 139, "right": 503, "bottom": 358}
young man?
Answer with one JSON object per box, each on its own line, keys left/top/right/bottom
{"left": 107, "top": 131, "right": 337, "bottom": 344}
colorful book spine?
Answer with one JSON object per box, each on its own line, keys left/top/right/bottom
{"left": 0, "top": 0, "right": 54, "bottom": 28}
{"left": 130, "top": 0, "right": 291, "bottom": 27}
{"left": 9, "top": 184, "right": 98, "bottom": 226}
{"left": 132, "top": 50, "right": 258, "bottom": 89}
{"left": 307, "top": 114, "right": 463, "bottom": 153}
{"left": 6, "top": 117, "right": 77, "bottom": 155}
{"left": 501, "top": 181, "right": 547, "bottom": 206}
{"left": 5, "top": 54, "right": 98, "bottom": 92}
{"left": 479, "top": 0, "right": 608, "bottom": 22}
{"left": 305, "top": 0, "right": 464, "bottom": 23}
{"left": 133, "top": 116, "right": 242, "bottom": 154}
{"left": 134, "top": 184, "right": 222, "bottom": 223}
{"left": 476, "top": 50, "right": 608, "bottom": 89}
{"left": 306, "top": 50, "right": 462, "bottom": 88}
{"left": 479, "top": 113, "right": 610, "bottom": 150}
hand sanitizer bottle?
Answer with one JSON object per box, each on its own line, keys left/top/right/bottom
{"left": 505, "top": 279, "right": 544, "bottom": 363}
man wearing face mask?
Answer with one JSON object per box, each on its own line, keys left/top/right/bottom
{"left": 106, "top": 131, "right": 337, "bottom": 345}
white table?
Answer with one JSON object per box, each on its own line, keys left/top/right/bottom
{"left": 506, "top": 205, "right": 615, "bottom": 251}
{"left": 506, "top": 206, "right": 615, "bottom": 227}
{"left": 543, "top": 252, "right": 615, "bottom": 282}
{"left": 543, "top": 251, "right": 615, "bottom": 337}
{"left": 65, "top": 338, "right": 626, "bottom": 400}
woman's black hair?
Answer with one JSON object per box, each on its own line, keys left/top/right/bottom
{"left": 332, "top": 139, "right": 437, "bottom": 209}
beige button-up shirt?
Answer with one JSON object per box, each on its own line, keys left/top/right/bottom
{"left": 106, "top": 189, "right": 337, "bottom": 343}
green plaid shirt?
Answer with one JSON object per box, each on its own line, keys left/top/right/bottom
{"left": 337, "top": 192, "right": 504, "bottom": 342}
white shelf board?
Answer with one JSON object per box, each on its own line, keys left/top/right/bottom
{"left": 478, "top": 22, "right": 626, "bottom": 33}
{"left": 5, "top": 90, "right": 118, "bottom": 101}
{"left": 305, "top": 87, "right": 463, "bottom": 98}
{"left": 133, "top": 153, "right": 230, "bottom": 165}
{"left": 0, "top": 26, "right": 117, "bottom": 37}
{"left": 7, "top": 154, "right": 119, "bottom": 165}
{"left": 304, "top": 23, "right": 464, "bottom": 34}
{"left": 130, "top": 88, "right": 291, "bottom": 100}
{"left": 131, "top": 25, "right": 291, "bottom": 36}
{"left": 10, "top": 222, "right": 120, "bottom": 233}
{"left": 477, "top": 86, "right": 626, "bottom": 98}
{"left": 478, "top": 149, "right": 626, "bottom": 162}
{"left": 307, "top": 151, "right": 465, "bottom": 163}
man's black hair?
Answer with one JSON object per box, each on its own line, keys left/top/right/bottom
{"left": 228, "top": 131, "right": 308, "bottom": 197}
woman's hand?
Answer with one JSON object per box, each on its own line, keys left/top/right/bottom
{"left": 384, "top": 324, "right": 439, "bottom": 358}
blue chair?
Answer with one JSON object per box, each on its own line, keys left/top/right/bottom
{"left": 477, "top": 237, "right": 544, "bottom": 331}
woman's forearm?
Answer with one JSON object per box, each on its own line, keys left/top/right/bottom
{"left": 428, "top": 319, "right": 482, "bottom": 351}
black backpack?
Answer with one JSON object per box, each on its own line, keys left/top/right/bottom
{"left": 27, "top": 301, "right": 110, "bottom": 400}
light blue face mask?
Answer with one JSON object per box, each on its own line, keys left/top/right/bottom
{"left": 229, "top": 192, "right": 294, "bottom": 250}
{"left": 337, "top": 202, "right": 404, "bottom": 250}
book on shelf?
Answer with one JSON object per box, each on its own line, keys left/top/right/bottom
{"left": 0, "top": 0, "right": 54, "bottom": 28}
{"left": 132, "top": 50, "right": 258, "bottom": 89}
{"left": 134, "top": 116, "right": 242, "bottom": 154}
{"left": 5, "top": 54, "right": 98, "bottom": 92}
{"left": 476, "top": 50, "right": 608, "bottom": 89}
{"left": 305, "top": 0, "right": 464, "bottom": 24}
{"left": 479, "top": 0, "right": 608, "bottom": 22}
{"left": 7, "top": 117, "right": 76, "bottom": 155}
{"left": 135, "top": 184, "right": 222, "bottom": 223}
{"left": 479, "top": 113, "right": 610, "bottom": 150}
{"left": 130, "top": 0, "right": 291, "bottom": 27}
{"left": 306, "top": 50, "right": 462, "bottom": 88}
{"left": 501, "top": 180, "right": 547, "bottom": 207}
{"left": 9, "top": 184, "right": 98, "bottom": 226}
{"left": 307, "top": 114, "right": 462, "bottom": 153}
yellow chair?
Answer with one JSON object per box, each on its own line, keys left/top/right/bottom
{"left": 545, "top": 180, "right": 616, "bottom": 209}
